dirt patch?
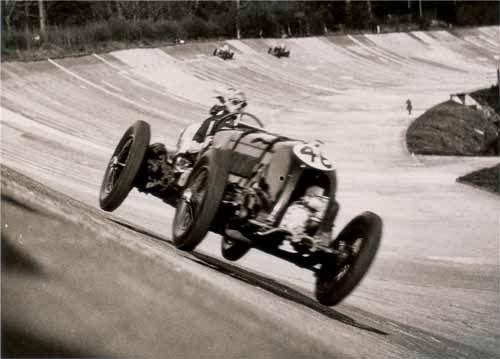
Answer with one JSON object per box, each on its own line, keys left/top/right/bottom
{"left": 406, "top": 100, "right": 499, "bottom": 156}
{"left": 457, "top": 165, "right": 499, "bottom": 194}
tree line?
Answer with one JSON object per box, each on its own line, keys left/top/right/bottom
{"left": 1, "top": 1, "right": 498, "bottom": 59}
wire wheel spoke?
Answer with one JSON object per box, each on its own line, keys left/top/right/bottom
{"left": 332, "top": 237, "right": 364, "bottom": 282}
{"left": 105, "top": 167, "right": 118, "bottom": 194}
{"left": 174, "top": 201, "right": 190, "bottom": 236}
{"left": 222, "top": 238, "right": 234, "bottom": 249}
{"left": 178, "top": 201, "right": 194, "bottom": 234}
{"left": 175, "top": 167, "right": 209, "bottom": 237}
{"left": 188, "top": 169, "right": 208, "bottom": 207}
{"left": 334, "top": 265, "right": 350, "bottom": 281}
{"left": 104, "top": 137, "right": 134, "bottom": 194}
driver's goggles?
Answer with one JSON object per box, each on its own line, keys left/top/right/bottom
{"left": 229, "top": 99, "right": 242, "bottom": 105}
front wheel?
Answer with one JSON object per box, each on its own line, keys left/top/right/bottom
{"left": 173, "top": 149, "right": 230, "bottom": 251}
{"left": 99, "top": 121, "right": 150, "bottom": 211}
{"left": 315, "top": 211, "right": 382, "bottom": 306}
{"left": 221, "top": 236, "right": 251, "bottom": 261}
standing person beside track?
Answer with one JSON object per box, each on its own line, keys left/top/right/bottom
{"left": 406, "top": 99, "right": 413, "bottom": 115}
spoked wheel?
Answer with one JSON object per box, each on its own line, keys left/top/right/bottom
{"left": 174, "top": 167, "right": 209, "bottom": 238}
{"left": 173, "top": 149, "right": 230, "bottom": 251}
{"left": 315, "top": 211, "right": 382, "bottom": 306}
{"left": 221, "top": 236, "right": 251, "bottom": 261}
{"left": 99, "top": 121, "right": 150, "bottom": 212}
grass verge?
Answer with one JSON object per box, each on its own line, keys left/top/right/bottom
{"left": 1, "top": 17, "right": 224, "bottom": 62}
{"left": 471, "top": 85, "right": 499, "bottom": 114}
{"left": 457, "top": 165, "right": 499, "bottom": 194}
{"left": 406, "top": 86, "right": 499, "bottom": 195}
{"left": 406, "top": 100, "right": 498, "bottom": 156}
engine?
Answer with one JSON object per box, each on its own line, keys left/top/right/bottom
{"left": 140, "top": 143, "right": 175, "bottom": 190}
{"left": 224, "top": 180, "right": 272, "bottom": 221}
{"left": 279, "top": 185, "right": 328, "bottom": 237}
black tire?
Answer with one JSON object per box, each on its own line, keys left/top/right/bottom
{"left": 221, "top": 236, "right": 251, "bottom": 261}
{"left": 213, "top": 48, "right": 218, "bottom": 56}
{"left": 173, "top": 149, "right": 230, "bottom": 251}
{"left": 315, "top": 211, "right": 382, "bottom": 306}
{"left": 99, "top": 121, "right": 150, "bottom": 212}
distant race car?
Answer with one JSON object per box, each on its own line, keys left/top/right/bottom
{"left": 268, "top": 45, "right": 290, "bottom": 58}
{"left": 213, "top": 46, "right": 234, "bottom": 60}
{"left": 99, "top": 111, "right": 382, "bottom": 306}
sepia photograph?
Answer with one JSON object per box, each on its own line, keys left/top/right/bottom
{"left": 1, "top": 1, "right": 499, "bottom": 358}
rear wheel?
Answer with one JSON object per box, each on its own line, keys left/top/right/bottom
{"left": 173, "top": 149, "right": 230, "bottom": 251}
{"left": 99, "top": 121, "right": 150, "bottom": 211}
{"left": 221, "top": 236, "right": 251, "bottom": 261}
{"left": 315, "top": 212, "right": 382, "bottom": 306}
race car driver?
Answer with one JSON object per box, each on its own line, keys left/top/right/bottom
{"left": 146, "top": 88, "right": 247, "bottom": 177}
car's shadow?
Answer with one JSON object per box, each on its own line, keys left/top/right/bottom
{"left": 2, "top": 323, "right": 98, "bottom": 358}
{"left": 110, "top": 217, "right": 387, "bottom": 336}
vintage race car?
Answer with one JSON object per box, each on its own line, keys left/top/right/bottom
{"left": 99, "top": 112, "right": 382, "bottom": 306}
{"left": 268, "top": 46, "right": 290, "bottom": 58}
{"left": 213, "top": 47, "right": 234, "bottom": 60}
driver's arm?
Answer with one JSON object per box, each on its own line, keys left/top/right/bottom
{"left": 192, "top": 117, "right": 215, "bottom": 143}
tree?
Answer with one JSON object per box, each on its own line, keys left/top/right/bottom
{"left": 236, "top": 0, "right": 241, "bottom": 39}
{"left": 2, "top": 0, "right": 18, "bottom": 32}
{"left": 239, "top": 1, "right": 273, "bottom": 38}
{"left": 346, "top": 0, "right": 371, "bottom": 29}
{"left": 271, "top": 0, "right": 294, "bottom": 37}
{"left": 37, "top": 0, "right": 46, "bottom": 38}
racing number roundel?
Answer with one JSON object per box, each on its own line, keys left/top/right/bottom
{"left": 293, "top": 143, "right": 334, "bottom": 171}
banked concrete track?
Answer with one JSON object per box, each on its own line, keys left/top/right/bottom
{"left": 2, "top": 27, "right": 500, "bottom": 358}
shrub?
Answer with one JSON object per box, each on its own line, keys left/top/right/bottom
{"left": 406, "top": 100, "right": 498, "bottom": 156}
{"left": 181, "top": 16, "right": 209, "bottom": 39}
{"left": 418, "top": 16, "right": 431, "bottom": 31}
{"left": 127, "top": 21, "right": 144, "bottom": 42}
{"left": 91, "top": 23, "right": 112, "bottom": 43}
{"left": 3, "top": 30, "right": 29, "bottom": 50}
{"left": 152, "top": 20, "right": 183, "bottom": 40}
{"left": 205, "top": 20, "right": 223, "bottom": 38}
{"left": 108, "top": 18, "right": 129, "bottom": 42}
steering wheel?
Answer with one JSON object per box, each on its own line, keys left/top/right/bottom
{"left": 215, "top": 113, "right": 264, "bottom": 131}
{"left": 239, "top": 113, "right": 264, "bottom": 128}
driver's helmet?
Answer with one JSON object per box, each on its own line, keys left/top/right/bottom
{"left": 280, "top": 43, "right": 286, "bottom": 50}
{"left": 224, "top": 87, "right": 247, "bottom": 113}
{"left": 221, "top": 44, "right": 230, "bottom": 52}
